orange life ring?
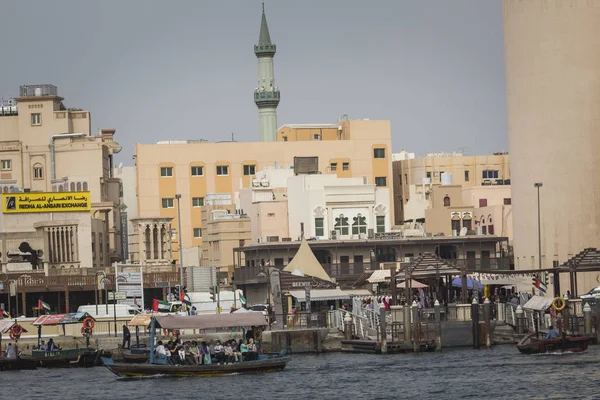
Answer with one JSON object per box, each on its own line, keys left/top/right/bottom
{"left": 10, "top": 324, "right": 23, "bottom": 337}
{"left": 162, "top": 329, "right": 172, "bottom": 336}
{"left": 82, "top": 317, "right": 95, "bottom": 330}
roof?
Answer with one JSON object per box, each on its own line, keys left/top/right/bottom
{"left": 154, "top": 313, "right": 267, "bottom": 330}
{"left": 523, "top": 296, "right": 554, "bottom": 312}
{"left": 396, "top": 252, "right": 462, "bottom": 279}
{"left": 33, "top": 312, "right": 94, "bottom": 326}
{"left": 128, "top": 313, "right": 168, "bottom": 327}
{"left": 367, "top": 269, "right": 390, "bottom": 283}
{"left": 0, "top": 320, "right": 15, "bottom": 333}
{"left": 283, "top": 238, "right": 332, "bottom": 282}
{"left": 288, "top": 288, "right": 350, "bottom": 302}
{"left": 397, "top": 279, "right": 428, "bottom": 289}
{"left": 351, "top": 271, "right": 375, "bottom": 288}
{"left": 345, "top": 289, "right": 373, "bottom": 297}
{"left": 280, "top": 124, "right": 340, "bottom": 129}
{"left": 258, "top": 8, "right": 272, "bottom": 46}
{"left": 559, "top": 248, "right": 600, "bottom": 271}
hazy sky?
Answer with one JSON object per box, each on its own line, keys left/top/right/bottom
{"left": 0, "top": 1, "right": 507, "bottom": 164}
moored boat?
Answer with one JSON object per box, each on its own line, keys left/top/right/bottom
{"left": 517, "top": 332, "right": 589, "bottom": 354}
{"left": 103, "top": 313, "right": 290, "bottom": 378}
{"left": 0, "top": 357, "right": 38, "bottom": 371}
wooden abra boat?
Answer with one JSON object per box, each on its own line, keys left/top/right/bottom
{"left": 103, "top": 313, "right": 290, "bottom": 378}
{"left": 517, "top": 333, "right": 589, "bottom": 354}
{"left": 0, "top": 357, "right": 38, "bottom": 371}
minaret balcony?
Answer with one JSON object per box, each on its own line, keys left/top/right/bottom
{"left": 254, "top": 90, "right": 281, "bottom": 108}
{"left": 254, "top": 44, "right": 276, "bottom": 57}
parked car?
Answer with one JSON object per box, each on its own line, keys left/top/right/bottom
{"left": 580, "top": 286, "right": 600, "bottom": 306}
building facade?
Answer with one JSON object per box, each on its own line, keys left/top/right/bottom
{"left": 135, "top": 118, "right": 393, "bottom": 262}
{"left": 503, "top": 0, "right": 600, "bottom": 294}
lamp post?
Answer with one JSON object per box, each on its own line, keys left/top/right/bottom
{"left": 534, "top": 182, "right": 543, "bottom": 271}
{"left": 175, "top": 194, "right": 184, "bottom": 287}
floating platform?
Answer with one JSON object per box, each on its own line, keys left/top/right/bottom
{"left": 341, "top": 339, "right": 437, "bottom": 354}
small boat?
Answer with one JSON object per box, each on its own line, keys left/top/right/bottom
{"left": 517, "top": 332, "right": 589, "bottom": 354}
{"left": 103, "top": 313, "right": 290, "bottom": 378}
{"left": 0, "top": 357, "right": 38, "bottom": 371}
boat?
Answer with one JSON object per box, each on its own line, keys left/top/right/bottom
{"left": 25, "top": 312, "right": 108, "bottom": 367}
{"left": 119, "top": 346, "right": 150, "bottom": 363}
{"left": 517, "top": 332, "right": 589, "bottom": 354}
{"left": 103, "top": 313, "right": 290, "bottom": 378}
{"left": 0, "top": 357, "right": 38, "bottom": 371}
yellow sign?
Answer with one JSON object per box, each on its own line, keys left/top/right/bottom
{"left": 2, "top": 191, "right": 91, "bottom": 213}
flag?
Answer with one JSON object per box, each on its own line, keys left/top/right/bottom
{"left": 0, "top": 309, "right": 9, "bottom": 319}
{"left": 239, "top": 295, "right": 247, "bottom": 305}
{"left": 152, "top": 299, "right": 170, "bottom": 312}
{"left": 38, "top": 299, "right": 51, "bottom": 312}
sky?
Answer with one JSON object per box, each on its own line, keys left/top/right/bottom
{"left": 0, "top": 0, "right": 507, "bottom": 165}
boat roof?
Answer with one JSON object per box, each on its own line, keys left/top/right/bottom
{"left": 154, "top": 313, "right": 267, "bottom": 330}
{"left": 0, "top": 320, "right": 16, "bottom": 333}
{"left": 33, "top": 312, "right": 95, "bottom": 326}
{"left": 523, "top": 295, "right": 554, "bottom": 312}
{"left": 128, "top": 313, "right": 168, "bottom": 327}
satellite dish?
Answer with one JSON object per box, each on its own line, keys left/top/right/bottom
{"left": 459, "top": 227, "right": 467, "bottom": 237}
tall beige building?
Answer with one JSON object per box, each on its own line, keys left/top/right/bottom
{"left": 135, "top": 119, "right": 393, "bottom": 262}
{"left": 503, "top": 0, "right": 600, "bottom": 294}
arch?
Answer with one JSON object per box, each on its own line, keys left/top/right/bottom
{"left": 313, "top": 206, "right": 326, "bottom": 217}
{"left": 352, "top": 213, "right": 367, "bottom": 235}
{"left": 374, "top": 204, "right": 387, "bottom": 216}
{"left": 2, "top": 186, "right": 7, "bottom": 193}
{"left": 480, "top": 216, "right": 486, "bottom": 225}
{"left": 82, "top": 182, "right": 88, "bottom": 191}
{"left": 70, "top": 182, "right": 75, "bottom": 191}
{"left": 334, "top": 214, "right": 349, "bottom": 235}
{"left": 443, "top": 195, "right": 451, "bottom": 207}
{"left": 76, "top": 182, "right": 82, "bottom": 191}
{"left": 58, "top": 185, "right": 63, "bottom": 191}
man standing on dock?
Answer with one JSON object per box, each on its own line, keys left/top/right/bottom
{"left": 122, "top": 325, "right": 131, "bottom": 349}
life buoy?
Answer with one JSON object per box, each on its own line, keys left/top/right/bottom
{"left": 254, "top": 326, "right": 263, "bottom": 342}
{"left": 552, "top": 297, "right": 566, "bottom": 312}
{"left": 163, "top": 329, "right": 173, "bottom": 337}
{"left": 82, "top": 317, "right": 95, "bottom": 329}
{"left": 10, "top": 324, "right": 23, "bottom": 337}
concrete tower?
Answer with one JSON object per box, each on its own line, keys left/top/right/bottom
{"left": 254, "top": 4, "right": 280, "bottom": 142}
{"left": 503, "top": 0, "right": 600, "bottom": 294}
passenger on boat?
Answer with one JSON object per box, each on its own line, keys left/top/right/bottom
{"left": 200, "top": 342, "right": 211, "bottom": 365}
{"left": 248, "top": 339, "right": 258, "bottom": 361}
{"left": 177, "top": 345, "right": 187, "bottom": 365}
{"left": 224, "top": 342, "right": 234, "bottom": 364}
{"left": 240, "top": 339, "right": 249, "bottom": 361}
{"left": 230, "top": 340, "right": 242, "bottom": 362}
{"left": 189, "top": 341, "right": 200, "bottom": 364}
{"left": 47, "top": 338, "right": 60, "bottom": 351}
{"left": 213, "top": 340, "right": 225, "bottom": 364}
{"left": 155, "top": 340, "right": 167, "bottom": 359}
{"left": 545, "top": 326, "right": 560, "bottom": 340}
{"left": 5, "top": 343, "right": 16, "bottom": 359}
{"left": 39, "top": 340, "right": 47, "bottom": 351}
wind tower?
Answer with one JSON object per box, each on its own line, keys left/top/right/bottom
{"left": 254, "top": 3, "right": 280, "bottom": 142}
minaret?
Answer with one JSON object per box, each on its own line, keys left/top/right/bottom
{"left": 254, "top": 3, "right": 280, "bottom": 142}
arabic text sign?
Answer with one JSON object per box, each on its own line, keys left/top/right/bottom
{"left": 108, "top": 291, "right": 127, "bottom": 301}
{"left": 119, "top": 285, "right": 143, "bottom": 298}
{"left": 117, "top": 272, "right": 142, "bottom": 285}
{"left": 2, "top": 192, "right": 91, "bottom": 214}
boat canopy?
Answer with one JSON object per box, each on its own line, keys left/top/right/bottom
{"left": 128, "top": 313, "right": 168, "bottom": 327}
{"left": 0, "top": 320, "right": 16, "bottom": 333}
{"left": 523, "top": 295, "right": 554, "bottom": 312}
{"left": 288, "top": 288, "right": 350, "bottom": 302}
{"left": 33, "top": 312, "right": 95, "bottom": 326}
{"left": 154, "top": 313, "right": 267, "bottom": 330}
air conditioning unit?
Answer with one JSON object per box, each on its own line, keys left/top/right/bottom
{"left": 257, "top": 237, "right": 262, "bottom": 243}
{"left": 367, "top": 229, "right": 375, "bottom": 239}
{"left": 358, "top": 233, "right": 367, "bottom": 239}
{"left": 330, "top": 230, "right": 337, "bottom": 240}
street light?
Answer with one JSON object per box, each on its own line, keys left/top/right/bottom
{"left": 175, "top": 194, "right": 184, "bottom": 288}
{"left": 534, "top": 182, "right": 543, "bottom": 270}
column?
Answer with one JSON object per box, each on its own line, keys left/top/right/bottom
{"left": 150, "top": 224, "right": 156, "bottom": 260}
{"left": 65, "top": 227, "right": 71, "bottom": 262}
{"left": 73, "top": 226, "right": 80, "bottom": 262}
{"left": 21, "top": 290, "right": 26, "bottom": 318}
{"left": 158, "top": 225, "right": 164, "bottom": 260}
{"left": 65, "top": 286, "right": 70, "bottom": 313}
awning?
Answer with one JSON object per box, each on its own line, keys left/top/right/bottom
{"left": 154, "top": 313, "right": 267, "bottom": 330}
{"left": 396, "top": 279, "right": 428, "bottom": 289}
{"left": 33, "top": 312, "right": 94, "bottom": 326}
{"left": 0, "top": 320, "right": 16, "bottom": 334}
{"left": 288, "top": 288, "right": 350, "bottom": 302}
{"left": 128, "top": 313, "right": 168, "bottom": 327}
{"left": 345, "top": 289, "right": 373, "bottom": 297}
{"left": 367, "top": 270, "right": 390, "bottom": 283}
{"left": 523, "top": 295, "right": 554, "bottom": 312}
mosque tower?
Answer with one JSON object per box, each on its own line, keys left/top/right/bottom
{"left": 254, "top": 3, "right": 280, "bottom": 142}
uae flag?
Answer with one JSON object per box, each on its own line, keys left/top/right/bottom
{"left": 152, "top": 299, "right": 171, "bottom": 312}
{"left": 38, "top": 299, "right": 51, "bottom": 312}
{"left": 0, "top": 308, "right": 9, "bottom": 319}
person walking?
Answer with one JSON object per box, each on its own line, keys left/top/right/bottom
{"left": 122, "top": 324, "right": 131, "bottom": 349}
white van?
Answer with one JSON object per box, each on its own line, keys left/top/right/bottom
{"left": 77, "top": 304, "right": 141, "bottom": 319}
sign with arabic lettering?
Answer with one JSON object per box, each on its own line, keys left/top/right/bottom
{"left": 2, "top": 192, "right": 91, "bottom": 213}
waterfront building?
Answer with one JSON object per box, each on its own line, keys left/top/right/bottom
{"left": 393, "top": 152, "right": 510, "bottom": 225}
{"left": 503, "top": 0, "right": 600, "bottom": 294}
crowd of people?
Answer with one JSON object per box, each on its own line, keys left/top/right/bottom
{"left": 154, "top": 338, "right": 259, "bottom": 365}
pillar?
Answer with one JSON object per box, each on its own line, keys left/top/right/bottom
{"left": 21, "top": 291, "right": 26, "bottom": 318}
{"left": 434, "top": 299, "right": 442, "bottom": 351}
{"left": 158, "top": 224, "right": 164, "bottom": 260}
{"left": 583, "top": 302, "right": 592, "bottom": 335}
{"left": 483, "top": 298, "right": 491, "bottom": 349}
{"left": 65, "top": 286, "right": 70, "bottom": 313}
{"left": 472, "top": 297, "right": 480, "bottom": 349}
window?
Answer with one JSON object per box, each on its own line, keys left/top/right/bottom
{"left": 404, "top": 174, "right": 408, "bottom": 185}
{"left": 191, "top": 166, "right": 204, "bottom": 176}
{"left": 315, "top": 217, "right": 324, "bottom": 236}
{"left": 462, "top": 218, "right": 472, "bottom": 230}
{"left": 376, "top": 216, "right": 385, "bottom": 233}
{"left": 162, "top": 198, "right": 174, "bottom": 208}
{"left": 352, "top": 214, "right": 367, "bottom": 235}
{"left": 482, "top": 226, "right": 487, "bottom": 235}
{"left": 488, "top": 225, "right": 495, "bottom": 235}
{"left": 426, "top": 172, "right": 432, "bottom": 179}
{"left": 330, "top": 163, "right": 337, "bottom": 172}
{"left": 375, "top": 177, "right": 387, "bottom": 187}
{"left": 443, "top": 196, "right": 451, "bottom": 207}
{"left": 354, "top": 255, "right": 364, "bottom": 274}
{"left": 313, "top": 134, "right": 321, "bottom": 140}
{"left": 1, "top": 160, "right": 12, "bottom": 171}
{"left": 267, "top": 213, "right": 275, "bottom": 218}
{"left": 160, "top": 167, "right": 173, "bottom": 177}
{"left": 192, "top": 197, "right": 204, "bottom": 207}
{"left": 482, "top": 170, "right": 499, "bottom": 179}
{"left": 464, "top": 170, "right": 470, "bottom": 182}
{"left": 374, "top": 148, "right": 386, "bottom": 158}
{"left": 451, "top": 219, "right": 461, "bottom": 233}
{"left": 283, "top": 136, "right": 288, "bottom": 141}
{"left": 243, "top": 165, "right": 256, "bottom": 176}
{"left": 193, "top": 228, "right": 202, "bottom": 239}
{"left": 334, "top": 214, "right": 349, "bottom": 235}
{"left": 216, "top": 165, "right": 229, "bottom": 176}
{"left": 479, "top": 198, "right": 488, "bottom": 207}
{"left": 274, "top": 258, "right": 284, "bottom": 266}
{"left": 504, "top": 198, "right": 512, "bottom": 205}
{"left": 342, "top": 162, "right": 349, "bottom": 171}
{"left": 31, "top": 113, "right": 41, "bottom": 125}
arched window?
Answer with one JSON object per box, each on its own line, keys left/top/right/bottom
{"left": 82, "top": 182, "right": 88, "bottom": 191}
{"left": 70, "top": 182, "right": 75, "bottom": 191}
{"left": 352, "top": 213, "right": 367, "bottom": 234}
{"left": 76, "top": 182, "right": 82, "bottom": 191}
{"left": 443, "top": 195, "right": 451, "bottom": 207}
{"left": 481, "top": 216, "right": 487, "bottom": 235}
{"left": 58, "top": 185, "right": 63, "bottom": 191}
{"left": 33, "top": 163, "right": 44, "bottom": 180}
{"left": 334, "top": 214, "right": 349, "bottom": 235}
{"left": 488, "top": 215, "right": 495, "bottom": 235}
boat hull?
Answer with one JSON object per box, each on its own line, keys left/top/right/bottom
{"left": 0, "top": 358, "right": 38, "bottom": 371}
{"left": 517, "top": 334, "right": 589, "bottom": 354}
{"left": 102, "top": 357, "right": 290, "bottom": 378}
{"left": 24, "top": 349, "right": 110, "bottom": 368}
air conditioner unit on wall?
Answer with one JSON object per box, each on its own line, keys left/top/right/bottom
{"left": 331, "top": 230, "right": 337, "bottom": 240}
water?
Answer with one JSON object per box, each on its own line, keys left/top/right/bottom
{"left": 0, "top": 346, "right": 597, "bottom": 400}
